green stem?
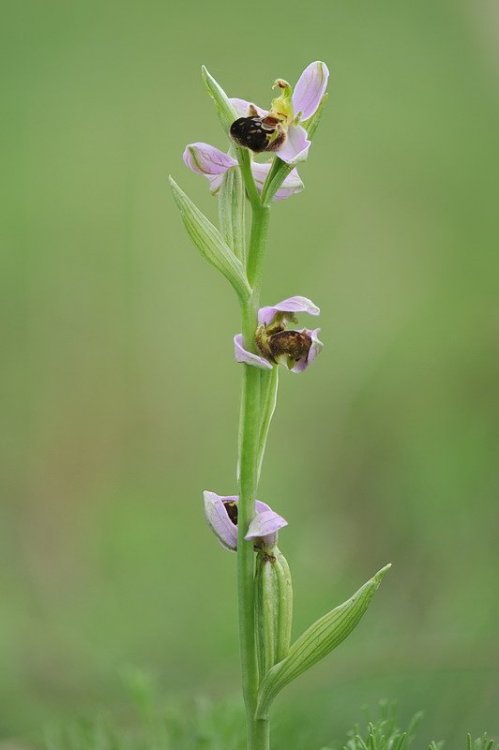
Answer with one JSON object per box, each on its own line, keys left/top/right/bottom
{"left": 237, "top": 360, "right": 261, "bottom": 727}
{"left": 237, "top": 195, "right": 271, "bottom": 750}
{"left": 249, "top": 718, "right": 270, "bottom": 750}
{"left": 247, "top": 205, "right": 270, "bottom": 290}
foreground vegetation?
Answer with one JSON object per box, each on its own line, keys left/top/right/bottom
{"left": 42, "top": 698, "right": 497, "bottom": 750}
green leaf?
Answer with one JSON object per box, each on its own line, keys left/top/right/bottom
{"left": 201, "top": 66, "right": 238, "bottom": 132}
{"left": 169, "top": 177, "right": 251, "bottom": 302}
{"left": 256, "top": 564, "right": 391, "bottom": 719}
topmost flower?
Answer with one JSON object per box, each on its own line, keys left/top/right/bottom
{"left": 229, "top": 61, "right": 329, "bottom": 164}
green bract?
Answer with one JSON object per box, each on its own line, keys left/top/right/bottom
{"left": 256, "top": 564, "right": 391, "bottom": 719}
{"left": 255, "top": 548, "right": 293, "bottom": 680}
{"left": 169, "top": 176, "right": 251, "bottom": 302}
{"left": 201, "top": 66, "right": 237, "bottom": 132}
{"left": 257, "top": 367, "right": 279, "bottom": 480}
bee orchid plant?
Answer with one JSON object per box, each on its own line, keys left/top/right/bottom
{"left": 170, "top": 61, "right": 390, "bottom": 750}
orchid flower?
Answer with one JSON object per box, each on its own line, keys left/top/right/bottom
{"left": 229, "top": 61, "right": 329, "bottom": 164}
{"left": 234, "top": 295, "right": 323, "bottom": 372}
{"left": 203, "top": 491, "right": 287, "bottom": 551}
{"left": 183, "top": 142, "right": 304, "bottom": 201}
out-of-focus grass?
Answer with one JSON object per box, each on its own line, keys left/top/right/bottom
{"left": 40, "top": 695, "right": 498, "bottom": 750}
{"left": 1, "top": 0, "right": 498, "bottom": 742}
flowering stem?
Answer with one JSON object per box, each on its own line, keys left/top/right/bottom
{"left": 174, "top": 62, "right": 388, "bottom": 750}
{"left": 237, "top": 362, "right": 260, "bottom": 726}
{"left": 238, "top": 197, "right": 271, "bottom": 750}
{"left": 247, "top": 205, "right": 270, "bottom": 291}
{"left": 251, "top": 718, "right": 271, "bottom": 749}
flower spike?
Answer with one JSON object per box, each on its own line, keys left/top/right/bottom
{"left": 171, "top": 61, "right": 391, "bottom": 750}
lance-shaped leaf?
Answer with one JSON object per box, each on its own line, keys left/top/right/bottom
{"left": 201, "top": 66, "right": 238, "bottom": 132}
{"left": 169, "top": 177, "right": 251, "bottom": 302}
{"left": 256, "top": 564, "right": 391, "bottom": 719}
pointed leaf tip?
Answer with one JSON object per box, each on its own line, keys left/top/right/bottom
{"left": 201, "top": 66, "right": 237, "bottom": 131}
{"left": 375, "top": 563, "right": 392, "bottom": 582}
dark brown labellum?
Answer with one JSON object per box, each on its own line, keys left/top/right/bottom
{"left": 224, "top": 500, "right": 238, "bottom": 525}
{"left": 230, "top": 115, "right": 286, "bottom": 153}
{"left": 268, "top": 330, "right": 312, "bottom": 364}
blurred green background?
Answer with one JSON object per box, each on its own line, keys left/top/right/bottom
{"left": 1, "top": 0, "right": 498, "bottom": 745}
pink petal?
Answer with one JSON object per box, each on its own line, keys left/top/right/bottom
{"left": 245, "top": 509, "right": 288, "bottom": 543}
{"left": 258, "top": 296, "right": 320, "bottom": 326}
{"left": 183, "top": 142, "right": 237, "bottom": 176}
{"left": 292, "top": 61, "right": 329, "bottom": 121}
{"left": 234, "top": 334, "right": 273, "bottom": 370}
{"left": 273, "top": 175, "right": 304, "bottom": 201}
{"left": 255, "top": 499, "right": 272, "bottom": 514}
{"left": 249, "top": 161, "right": 271, "bottom": 191}
{"left": 276, "top": 124, "right": 311, "bottom": 164}
{"left": 250, "top": 162, "right": 304, "bottom": 201}
{"left": 207, "top": 173, "right": 224, "bottom": 194}
{"left": 203, "top": 491, "right": 238, "bottom": 550}
{"left": 230, "top": 98, "right": 268, "bottom": 118}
